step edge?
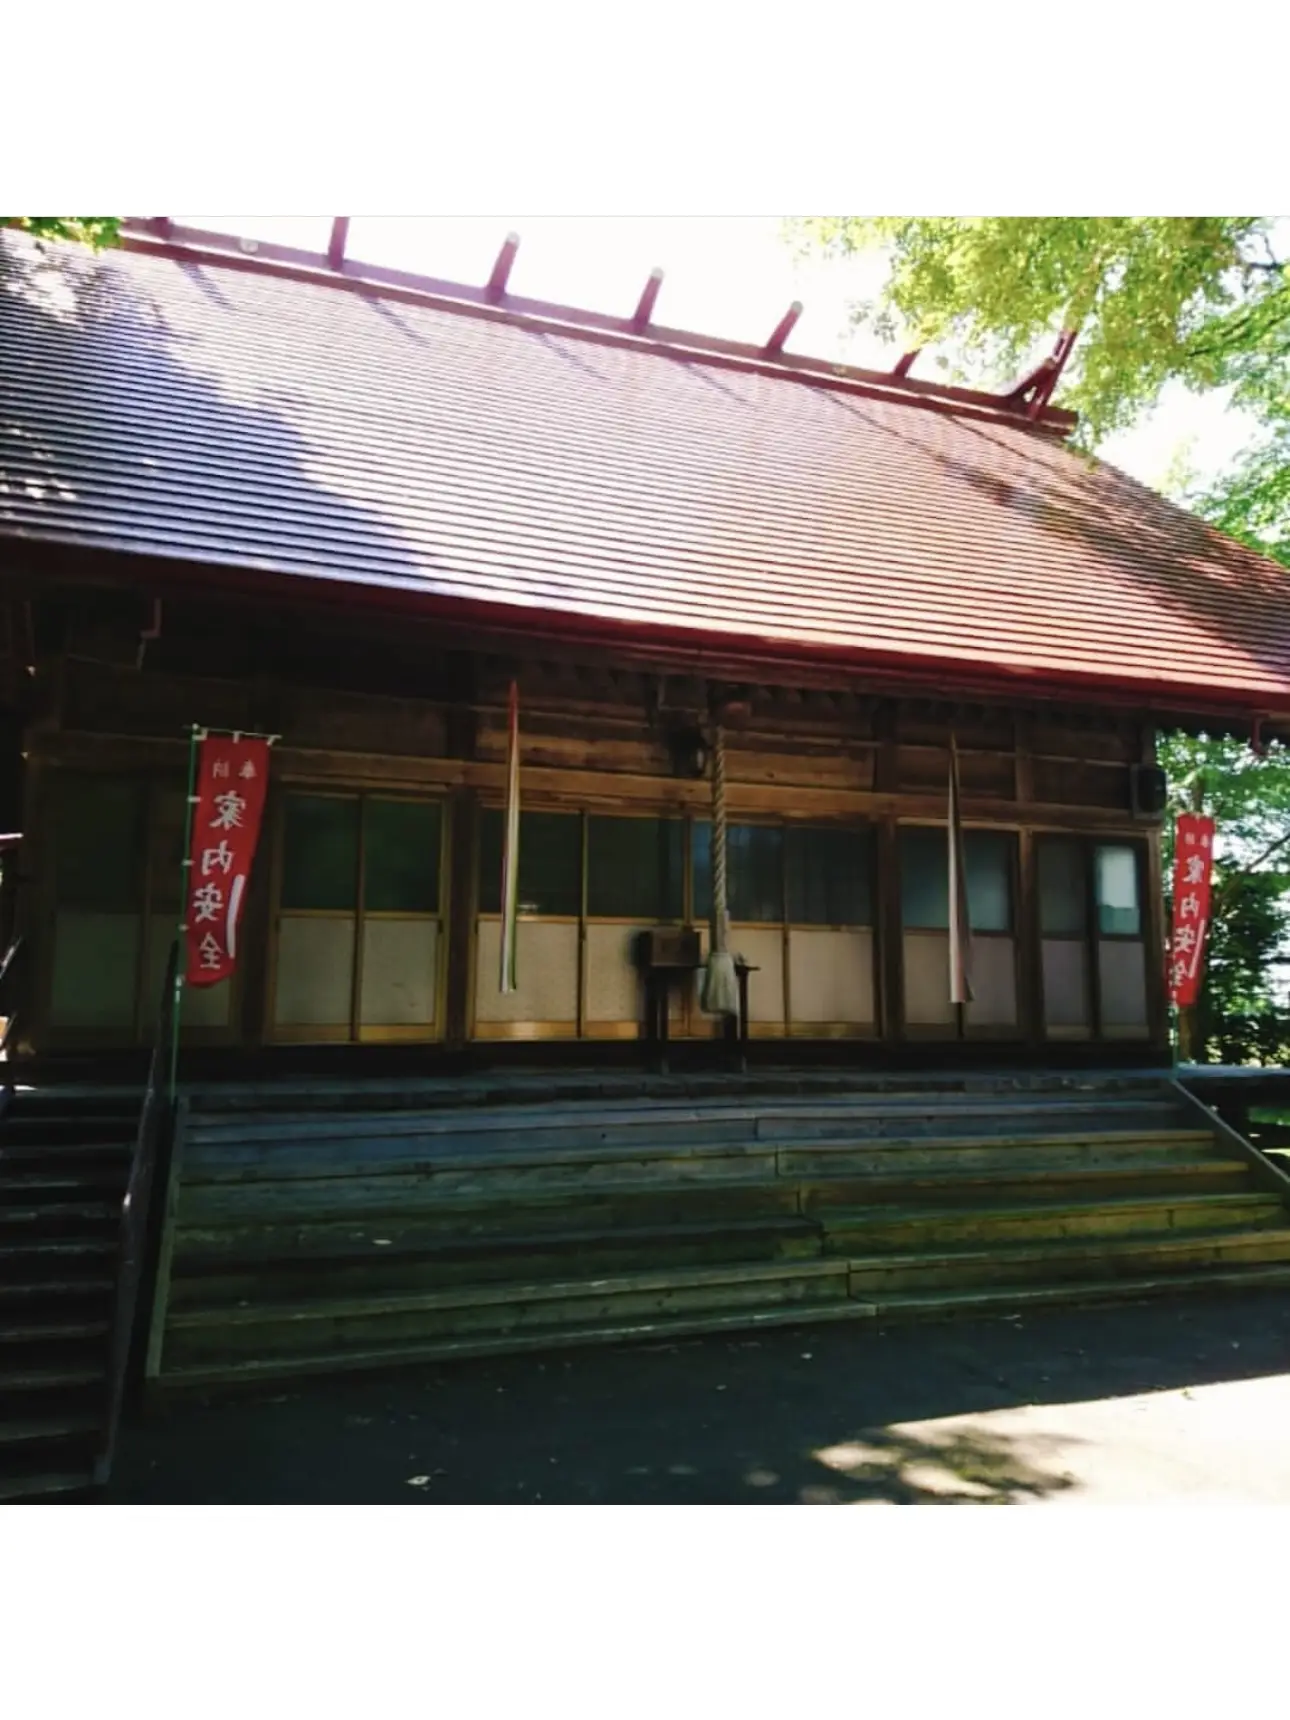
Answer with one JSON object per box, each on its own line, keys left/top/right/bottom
{"left": 166, "top": 1257, "right": 853, "bottom": 1327}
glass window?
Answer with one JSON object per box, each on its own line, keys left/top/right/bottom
{"left": 478, "top": 809, "right": 581, "bottom": 917}
{"left": 901, "top": 827, "right": 1014, "bottom": 932}
{"left": 693, "top": 821, "right": 784, "bottom": 923}
{"left": 1038, "top": 838, "right": 1087, "bottom": 936}
{"left": 900, "top": 827, "right": 947, "bottom": 929}
{"left": 281, "top": 795, "right": 358, "bottom": 911}
{"left": 1096, "top": 844, "right": 1141, "bottom": 936}
{"left": 966, "top": 831, "right": 1014, "bottom": 934}
{"left": 786, "top": 825, "right": 872, "bottom": 925}
{"left": 363, "top": 799, "right": 441, "bottom": 913}
{"left": 54, "top": 776, "right": 144, "bottom": 911}
{"left": 587, "top": 816, "right": 683, "bottom": 920}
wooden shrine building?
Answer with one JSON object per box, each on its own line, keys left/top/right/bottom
{"left": 13, "top": 222, "right": 1290, "bottom": 1500}
{"left": 4, "top": 219, "right": 1290, "bottom": 1076}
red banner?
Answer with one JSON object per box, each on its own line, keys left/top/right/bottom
{"left": 184, "top": 736, "right": 270, "bottom": 987}
{"left": 1168, "top": 813, "right": 1216, "bottom": 1008}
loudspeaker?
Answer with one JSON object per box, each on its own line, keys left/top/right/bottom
{"left": 1130, "top": 763, "right": 1168, "bottom": 818}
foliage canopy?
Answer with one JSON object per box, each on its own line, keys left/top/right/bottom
{"left": 787, "top": 216, "right": 1289, "bottom": 445}
{"left": 1, "top": 217, "right": 120, "bottom": 249}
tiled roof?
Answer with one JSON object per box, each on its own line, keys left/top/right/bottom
{"left": 2, "top": 228, "right": 1289, "bottom": 714}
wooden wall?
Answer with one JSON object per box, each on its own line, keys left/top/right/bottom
{"left": 10, "top": 590, "right": 1169, "bottom": 1057}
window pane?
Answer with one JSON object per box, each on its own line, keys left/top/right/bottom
{"left": 786, "top": 825, "right": 872, "bottom": 925}
{"left": 966, "top": 831, "right": 1014, "bottom": 934}
{"left": 694, "top": 821, "right": 783, "bottom": 923}
{"left": 900, "top": 827, "right": 947, "bottom": 929}
{"left": 587, "top": 816, "right": 683, "bottom": 919}
{"left": 478, "top": 809, "right": 581, "bottom": 917}
{"left": 54, "top": 776, "right": 144, "bottom": 910}
{"left": 1097, "top": 844, "right": 1141, "bottom": 936}
{"left": 1038, "top": 838, "right": 1087, "bottom": 936}
{"left": 281, "top": 795, "right": 358, "bottom": 910}
{"left": 364, "top": 799, "right": 441, "bottom": 913}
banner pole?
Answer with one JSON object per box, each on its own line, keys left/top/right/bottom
{"left": 169, "top": 723, "right": 201, "bottom": 1105}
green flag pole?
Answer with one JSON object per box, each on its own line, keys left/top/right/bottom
{"left": 169, "top": 724, "right": 202, "bottom": 1105}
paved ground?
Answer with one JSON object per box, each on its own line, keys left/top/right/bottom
{"left": 110, "top": 1289, "right": 1290, "bottom": 1504}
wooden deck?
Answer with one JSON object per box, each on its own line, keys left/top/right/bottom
{"left": 138, "top": 1071, "right": 1290, "bottom": 1391}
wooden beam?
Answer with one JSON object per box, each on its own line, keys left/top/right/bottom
{"left": 115, "top": 226, "right": 1078, "bottom": 433}
{"left": 1004, "top": 327, "right": 1079, "bottom": 417}
{"left": 485, "top": 232, "right": 521, "bottom": 302}
{"left": 632, "top": 268, "right": 664, "bottom": 332}
{"left": 764, "top": 301, "right": 803, "bottom": 355}
{"left": 892, "top": 349, "right": 921, "bottom": 378}
{"left": 327, "top": 218, "right": 350, "bottom": 271}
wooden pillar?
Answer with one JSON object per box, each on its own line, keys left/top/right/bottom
{"left": 443, "top": 674, "right": 479, "bottom": 1054}
{"left": 1017, "top": 826, "right": 1043, "bottom": 1051}
{"left": 873, "top": 701, "right": 902, "bottom": 1043}
{"left": 239, "top": 776, "right": 277, "bottom": 1048}
{"left": 444, "top": 789, "right": 477, "bottom": 1049}
{"left": 15, "top": 655, "right": 64, "bottom": 1056}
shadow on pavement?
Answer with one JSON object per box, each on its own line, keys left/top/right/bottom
{"left": 108, "top": 1288, "right": 1290, "bottom": 1505}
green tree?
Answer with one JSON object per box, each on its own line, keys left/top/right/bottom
{"left": 786, "top": 217, "right": 1289, "bottom": 443}
{"left": 1188, "top": 416, "right": 1290, "bottom": 567}
{"left": 1, "top": 217, "right": 120, "bottom": 249}
{"left": 1159, "top": 732, "right": 1290, "bottom": 1060}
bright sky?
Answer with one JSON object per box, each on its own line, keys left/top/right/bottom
{"left": 182, "top": 215, "right": 1258, "bottom": 495}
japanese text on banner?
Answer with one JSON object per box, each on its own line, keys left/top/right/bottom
{"left": 184, "top": 737, "right": 270, "bottom": 987}
{"left": 1168, "top": 813, "right": 1215, "bottom": 1009}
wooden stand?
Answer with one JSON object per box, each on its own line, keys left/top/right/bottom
{"left": 639, "top": 930, "right": 757, "bottom": 1073}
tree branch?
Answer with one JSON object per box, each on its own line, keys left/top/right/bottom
{"left": 1185, "top": 293, "right": 1290, "bottom": 361}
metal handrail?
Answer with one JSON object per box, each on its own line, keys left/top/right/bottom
{"left": 0, "top": 932, "right": 23, "bottom": 1113}
{"left": 0, "top": 930, "right": 22, "bottom": 991}
{"left": 95, "top": 937, "right": 180, "bottom": 1488}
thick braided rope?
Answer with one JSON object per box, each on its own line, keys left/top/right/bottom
{"left": 711, "top": 722, "right": 729, "bottom": 955}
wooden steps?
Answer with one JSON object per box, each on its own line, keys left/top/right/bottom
{"left": 162, "top": 1258, "right": 862, "bottom": 1382}
{"left": 872, "top": 1259, "right": 1290, "bottom": 1322}
{"left": 820, "top": 1191, "right": 1286, "bottom": 1254}
{"left": 0, "top": 1092, "right": 137, "bottom": 1504}
{"left": 164, "top": 1258, "right": 854, "bottom": 1368}
{"left": 846, "top": 1221, "right": 1290, "bottom": 1296}
{"left": 157, "top": 1300, "right": 882, "bottom": 1391}
{"left": 171, "top": 1214, "right": 823, "bottom": 1306}
{"left": 142, "top": 1073, "right": 1290, "bottom": 1391}
{"left": 799, "top": 1158, "right": 1250, "bottom": 1209}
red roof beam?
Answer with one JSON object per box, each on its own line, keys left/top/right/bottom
{"left": 327, "top": 217, "right": 350, "bottom": 271}
{"left": 1004, "top": 327, "right": 1080, "bottom": 418}
{"left": 892, "top": 348, "right": 922, "bottom": 378}
{"left": 765, "top": 300, "right": 803, "bottom": 355}
{"left": 485, "top": 232, "right": 521, "bottom": 302}
{"left": 632, "top": 268, "right": 664, "bottom": 332}
{"left": 114, "top": 224, "right": 1077, "bottom": 432}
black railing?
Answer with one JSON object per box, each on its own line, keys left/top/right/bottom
{"left": 95, "top": 937, "right": 180, "bottom": 1488}
{"left": 0, "top": 932, "right": 23, "bottom": 1115}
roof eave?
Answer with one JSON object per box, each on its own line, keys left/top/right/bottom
{"left": 5, "top": 530, "right": 1287, "bottom": 732}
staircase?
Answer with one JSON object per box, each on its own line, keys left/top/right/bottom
{"left": 147, "top": 1073, "right": 1290, "bottom": 1390}
{"left": 0, "top": 1091, "right": 139, "bottom": 1502}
